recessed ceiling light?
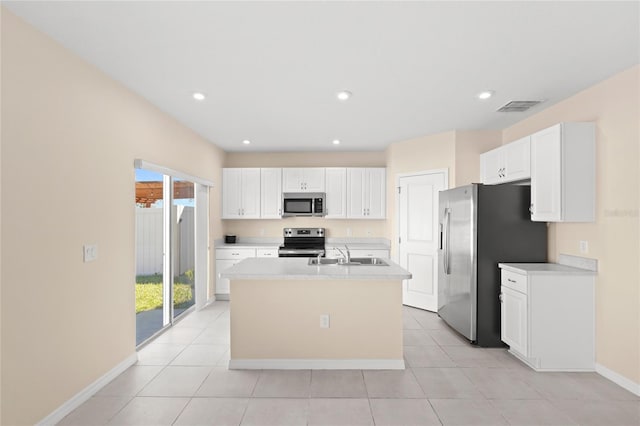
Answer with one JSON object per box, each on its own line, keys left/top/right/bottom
{"left": 242, "top": 139, "right": 251, "bottom": 145}
{"left": 332, "top": 139, "right": 341, "bottom": 145}
{"left": 476, "top": 90, "right": 494, "bottom": 100}
{"left": 336, "top": 91, "right": 352, "bottom": 101}
{"left": 192, "top": 92, "right": 206, "bottom": 101}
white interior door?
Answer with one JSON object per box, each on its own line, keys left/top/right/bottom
{"left": 399, "top": 170, "right": 447, "bottom": 311}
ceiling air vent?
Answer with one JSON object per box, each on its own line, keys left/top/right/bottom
{"left": 497, "top": 100, "right": 543, "bottom": 112}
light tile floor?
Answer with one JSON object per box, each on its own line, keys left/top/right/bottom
{"left": 59, "top": 302, "right": 639, "bottom": 425}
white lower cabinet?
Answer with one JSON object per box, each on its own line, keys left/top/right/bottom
{"left": 215, "top": 248, "right": 256, "bottom": 299}
{"left": 499, "top": 264, "right": 595, "bottom": 371}
{"left": 256, "top": 248, "right": 279, "bottom": 258}
{"left": 500, "top": 286, "right": 528, "bottom": 356}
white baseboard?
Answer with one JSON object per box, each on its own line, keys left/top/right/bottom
{"left": 596, "top": 363, "right": 640, "bottom": 396}
{"left": 228, "top": 358, "right": 405, "bottom": 370}
{"left": 36, "top": 353, "right": 138, "bottom": 426}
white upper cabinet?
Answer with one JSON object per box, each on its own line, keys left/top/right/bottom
{"left": 347, "top": 168, "right": 386, "bottom": 219}
{"left": 480, "top": 137, "right": 531, "bottom": 184}
{"left": 260, "top": 168, "right": 282, "bottom": 218}
{"left": 325, "top": 168, "right": 347, "bottom": 218}
{"left": 530, "top": 122, "right": 595, "bottom": 222}
{"left": 222, "top": 168, "right": 260, "bottom": 219}
{"left": 282, "top": 168, "right": 325, "bottom": 192}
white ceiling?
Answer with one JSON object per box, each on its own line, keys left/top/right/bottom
{"left": 4, "top": 1, "right": 639, "bottom": 152}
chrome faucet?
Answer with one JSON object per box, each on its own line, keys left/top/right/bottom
{"left": 336, "top": 245, "right": 351, "bottom": 264}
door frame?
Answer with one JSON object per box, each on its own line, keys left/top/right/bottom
{"left": 134, "top": 160, "right": 213, "bottom": 346}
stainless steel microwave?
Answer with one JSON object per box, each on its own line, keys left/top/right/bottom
{"left": 282, "top": 193, "right": 326, "bottom": 217}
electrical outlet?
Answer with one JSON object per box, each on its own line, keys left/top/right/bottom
{"left": 579, "top": 240, "right": 589, "bottom": 254}
{"left": 366, "top": 229, "right": 372, "bottom": 236}
{"left": 83, "top": 244, "right": 98, "bottom": 262}
{"left": 320, "top": 314, "right": 330, "bottom": 328}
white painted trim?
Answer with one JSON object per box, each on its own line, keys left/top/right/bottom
{"left": 596, "top": 363, "right": 640, "bottom": 396}
{"left": 134, "top": 159, "right": 215, "bottom": 187}
{"left": 228, "top": 358, "right": 405, "bottom": 370}
{"left": 194, "top": 183, "right": 210, "bottom": 310}
{"left": 36, "top": 353, "right": 138, "bottom": 426}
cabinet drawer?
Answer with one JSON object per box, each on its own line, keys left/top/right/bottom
{"left": 349, "top": 249, "right": 390, "bottom": 258}
{"left": 216, "top": 248, "right": 256, "bottom": 260}
{"left": 256, "top": 248, "right": 279, "bottom": 258}
{"left": 501, "top": 270, "right": 528, "bottom": 294}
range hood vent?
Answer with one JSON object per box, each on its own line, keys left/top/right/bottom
{"left": 497, "top": 100, "right": 543, "bottom": 112}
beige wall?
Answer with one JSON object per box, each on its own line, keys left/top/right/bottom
{"left": 222, "top": 152, "right": 387, "bottom": 239}
{"left": 225, "top": 151, "right": 385, "bottom": 168}
{"left": 454, "top": 130, "right": 502, "bottom": 186}
{"left": 0, "top": 10, "right": 225, "bottom": 425}
{"left": 503, "top": 65, "right": 640, "bottom": 384}
{"left": 384, "top": 131, "right": 457, "bottom": 256}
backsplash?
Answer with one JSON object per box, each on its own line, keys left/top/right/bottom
{"left": 221, "top": 217, "right": 387, "bottom": 238}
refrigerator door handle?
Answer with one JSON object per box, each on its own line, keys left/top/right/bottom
{"left": 444, "top": 208, "right": 451, "bottom": 275}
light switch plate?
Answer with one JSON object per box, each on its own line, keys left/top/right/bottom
{"left": 320, "top": 314, "right": 330, "bottom": 328}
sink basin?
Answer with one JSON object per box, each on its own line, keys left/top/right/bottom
{"left": 307, "top": 257, "right": 388, "bottom": 266}
{"left": 350, "top": 257, "right": 389, "bottom": 266}
{"left": 308, "top": 258, "right": 341, "bottom": 265}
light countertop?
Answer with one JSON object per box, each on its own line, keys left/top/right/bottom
{"left": 216, "top": 242, "right": 280, "bottom": 249}
{"left": 499, "top": 263, "right": 596, "bottom": 276}
{"left": 220, "top": 257, "right": 411, "bottom": 280}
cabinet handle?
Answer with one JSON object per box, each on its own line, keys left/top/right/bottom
{"left": 507, "top": 278, "right": 516, "bottom": 283}
{"left": 499, "top": 293, "right": 503, "bottom": 302}
{"left": 238, "top": 208, "right": 241, "bottom": 215}
{"left": 529, "top": 204, "right": 534, "bottom": 215}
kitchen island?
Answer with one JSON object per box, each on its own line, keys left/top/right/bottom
{"left": 220, "top": 257, "right": 411, "bottom": 370}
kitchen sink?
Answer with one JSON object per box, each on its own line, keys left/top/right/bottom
{"left": 308, "top": 257, "right": 388, "bottom": 266}
{"left": 350, "top": 257, "right": 388, "bottom": 265}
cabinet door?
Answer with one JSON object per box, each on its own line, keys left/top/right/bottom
{"left": 240, "top": 168, "right": 261, "bottom": 218}
{"left": 260, "top": 168, "right": 282, "bottom": 218}
{"left": 480, "top": 148, "right": 504, "bottom": 185}
{"left": 367, "top": 168, "right": 386, "bottom": 219}
{"left": 504, "top": 136, "right": 531, "bottom": 182}
{"left": 216, "top": 259, "right": 238, "bottom": 295}
{"left": 222, "top": 168, "right": 242, "bottom": 218}
{"left": 303, "top": 168, "right": 326, "bottom": 192}
{"left": 347, "top": 168, "right": 366, "bottom": 218}
{"left": 531, "top": 125, "right": 562, "bottom": 221}
{"left": 501, "top": 286, "right": 528, "bottom": 356}
{"left": 282, "top": 168, "right": 303, "bottom": 192}
{"left": 325, "top": 168, "right": 347, "bottom": 218}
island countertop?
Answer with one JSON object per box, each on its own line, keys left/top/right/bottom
{"left": 220, "top": 257, "right": 412, "bottom": 280}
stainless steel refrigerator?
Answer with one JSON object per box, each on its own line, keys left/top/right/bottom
{"left": 438, "top": 184, "right": 547, "bottom": 347}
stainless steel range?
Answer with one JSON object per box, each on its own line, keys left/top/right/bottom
{"left": 278, "top": 227, "right": 325, "bottom": 257}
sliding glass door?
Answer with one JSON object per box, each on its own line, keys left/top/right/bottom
{"left": 135, "top": 168, "right": 206, "bottom": 346}
{"left": 135, "top": 169, "right": 166, "bottom": 344}
{"left": 172, "top": 178, "right": 196, "bottom": 319}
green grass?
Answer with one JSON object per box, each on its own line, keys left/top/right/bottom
{"left": 135, "top": 273, "right": 194, "bottom": 314}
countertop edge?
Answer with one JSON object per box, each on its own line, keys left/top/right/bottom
{"left": 499, "top": 263, "right": 597, "bottom": 276}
